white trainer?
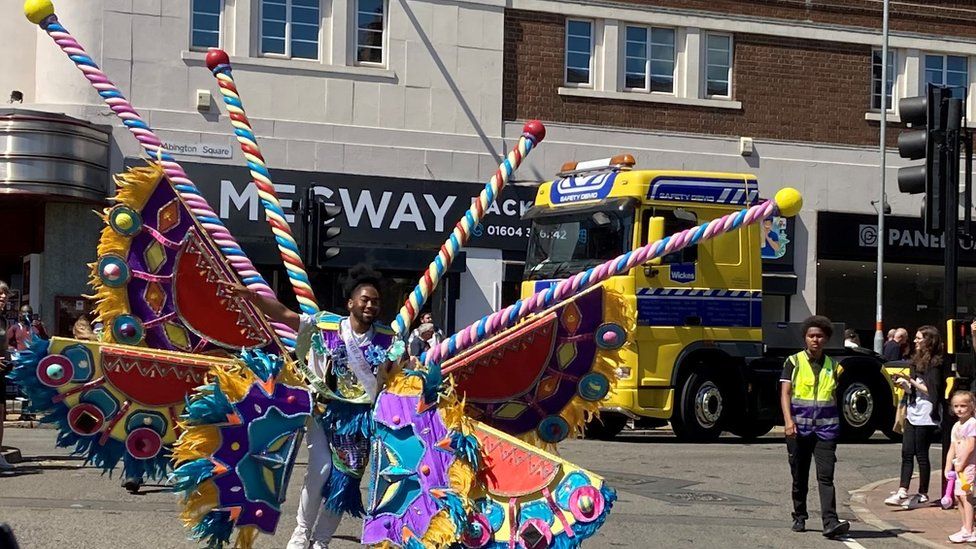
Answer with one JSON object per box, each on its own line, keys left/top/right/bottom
{"left": 286, "top": 526, "right": 309, "bottom": 549}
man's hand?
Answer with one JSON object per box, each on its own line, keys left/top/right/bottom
{"left": 219, "top": 281, "right": 258, "bottom": 301}
{"left": 784, "top": 421, "right": 797, "bottom": 438}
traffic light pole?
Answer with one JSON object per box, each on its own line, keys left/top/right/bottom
{"left": 874, "top": 0, "right": 891, "bottom": 354}
{"left": 946, "top": 98, "right": 962, "bottom": 333}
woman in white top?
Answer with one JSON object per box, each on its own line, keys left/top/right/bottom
{"left": 885, "top": 325, "right": 945, "bottom": 508}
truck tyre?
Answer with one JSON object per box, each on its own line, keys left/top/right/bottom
{"left": 837, "top": 372, "right": 884, "bottom": 442}
{"left": 672, "top": 369, "right": 725, "bottom": 442}
{"left": 583, "top": 412, "right": 628, "bottom": 441}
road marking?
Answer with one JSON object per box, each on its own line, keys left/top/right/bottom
{"left": 841, "top": 537, "right": 867, "bottom": 549}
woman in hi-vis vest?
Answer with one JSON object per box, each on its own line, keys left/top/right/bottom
{"left": 780, "top": 315, "right": 851, "bottom": 539}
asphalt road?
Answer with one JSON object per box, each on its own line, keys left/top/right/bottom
{"left": 0, "top": 428, "right": 928, "bottom": 548}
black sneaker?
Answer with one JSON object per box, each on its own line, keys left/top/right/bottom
{"left": 792, "top": 519, "right": 805, "bottom": 532}
{"left": 122, "top": 477, "right": 142, "bottom": 493}
{"left": 823, "top": 520, "right": 850, "bottom": 539}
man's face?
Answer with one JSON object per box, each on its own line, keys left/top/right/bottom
{"left": 347, "top": 285, "right": 380, "bottom": 325}
{"left": 895, "top": 331, "right": 908, "bottom": 345}
{"left": 19, "top": 305, "right": 32, "bottom": 321}
{"left": 420, "top": 327, "right": 434, "bottom": 340}
{"left": 0, "top": 289, "right": 9, "bottom": 308}
{"left": 421, "top": 313, "right": 433, "bottom": 324}
{"left": 805, "top": 327, "right": 827, "bottom": 354}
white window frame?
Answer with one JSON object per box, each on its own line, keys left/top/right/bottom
{"left": 703, "top": 32, "right": 733, "bottom": 100}
{"left": 354, "top": 0, "right": 388, "bottom": 67}
{"left": 622, "top": 25, "right": 676, "bottom": 95}
{"left": 924, "top": 53, "right": 969, "bottom": 93}
{"left": 565, "top": 19, "right": 594, "bottom": 88}
{"left": 189, "top": 0, "right": 222, "bottom": 51}
{"left": 870, "top": 49, "right": 896, "bottom": 112}
{"left": 259, "top": 0, "right": 321, "bottom": 60}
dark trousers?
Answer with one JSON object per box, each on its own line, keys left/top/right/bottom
{"left": 900, "top": 422, "right": 937, "bottom": 495}
{"left": 787, "top": 434, "right": 839, "bottom": 526}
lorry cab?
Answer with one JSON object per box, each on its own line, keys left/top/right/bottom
{"left": 520, "top": 156, "right": 893, "bottom": 441}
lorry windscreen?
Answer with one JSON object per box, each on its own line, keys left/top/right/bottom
{"left": 524, "top": 206, "right": 635, "bottom": 280}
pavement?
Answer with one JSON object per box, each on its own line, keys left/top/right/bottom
{"left": 850, "top": 472, "right": 967, "bottom": 548}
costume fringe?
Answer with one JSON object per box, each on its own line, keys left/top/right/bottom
{"left": 233, "top": 526, "right": 258, "bottom": 549}
{"left": 170, "top": 457, "right": 217, "bottom": 493}
{"left": 191, "top": 509, "right": 234, "bottom": 549}
{"left": 420, "top": 510, "right": 455, "bottom": 548}
{"left": 323, "top": 466, "right": 366, "bottom": 517}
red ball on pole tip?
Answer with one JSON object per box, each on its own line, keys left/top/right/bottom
{"left": 205, "top": 48, "right": 231, "bottom": 71}
{"left": 522, "top": 120, "right": 546, "bottom": 143}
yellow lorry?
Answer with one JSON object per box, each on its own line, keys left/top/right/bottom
{"left": 520, "top": 155, "right": 895, "bottom": 441}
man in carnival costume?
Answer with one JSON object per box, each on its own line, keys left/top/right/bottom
{"left": 228, "top": 265, "right": 396, "bottom": 549}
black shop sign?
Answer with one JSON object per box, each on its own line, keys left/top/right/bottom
{"left": 125, "top": 158, "right": 537, "bottom": 256}
{"left": 817, "top": 211, "right": 976, "bottom": 267}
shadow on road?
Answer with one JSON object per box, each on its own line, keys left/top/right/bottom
{"left": 610, "top": 432, "right": 899, "bottom": 446}
{"left": 846, "top": 527, "right": 908, "bottom": 540}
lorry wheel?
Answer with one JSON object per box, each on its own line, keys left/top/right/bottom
{"left": 583, "top": 413, "right": 628, "bottom": 441}
{"left": 671, "top": 369, "right": 725, "bottom": 442}
{"left": 838, "top": 374, "right": 881, "bottom": 442}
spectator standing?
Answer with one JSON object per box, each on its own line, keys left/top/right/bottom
{"left": 885, "top": 326, "right": 945, "bottom": 508}
{"left": 883, "top": 328, "right": 910, "bottom": 361}
{"left": 781, "top": 315, "right": 850, "bottom": 539}
{"left": 6, "top": 305, "right": 47, "bottom": 352}
{"left": 0, "top": 282, "right": 12, "bottom": 470}
{"left": 407, "top": 312, "right": 443, "bottom": 358}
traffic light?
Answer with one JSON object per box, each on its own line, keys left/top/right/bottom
{"left": 897, "top": 84, "right": 950, "bottom": 232}
{"left": 301, "top": 187, "right": 343, "bottom": 267}
{"left": 314, "top": 200, "right": 342, "bottom": 263}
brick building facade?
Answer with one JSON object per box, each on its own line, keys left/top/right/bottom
{"left": 501, "top": 0, "right": 976, "bottom": 334}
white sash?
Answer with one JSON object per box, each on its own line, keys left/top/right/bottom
{"left": 340, "top": 319, "right": 379, "bottom": 402}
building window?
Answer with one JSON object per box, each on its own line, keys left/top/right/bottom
{"left": 925, "top": 54, "right": 968, "bottom": 99}
{"left": 191, "top": 0, "right": 221, "bottom": 50}
{"left": 871, "top": 49, "right": 896, "bottom": 110}
{"left": 260, "top": 0, "right": 320, "bottom": 60}
{"left": 624, "top": 26, "right": 675, "bottom": 93}
{"left": 356, "top": 0, "right": 386, "bottom": 65}
{"left": 704, "top": 33, "right": 732, "bottom": 98}
{"left": 565, "top": 20, "right": 593, "bottom": 86}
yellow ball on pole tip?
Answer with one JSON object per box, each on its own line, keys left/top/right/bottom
{"left": 773, "top": 187, "right": 803, "bottom": 217}
{"left": 24, "top": 0, "right": 54, "bottom": 24}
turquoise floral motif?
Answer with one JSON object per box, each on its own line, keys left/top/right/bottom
{"left": 386, "top": 340, "right": 405, "bottom": 362}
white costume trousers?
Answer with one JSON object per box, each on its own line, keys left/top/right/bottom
{"left": 292, "top": 415, "right": 342, "bottom": 545}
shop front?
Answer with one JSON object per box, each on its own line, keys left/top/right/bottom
{"left": 817, "top": 211, "right": 976, "bottom": 341}
{"left": 0, "top": 109, "right": 110, "bottom": 335}
{"left": 164, "top": 160, "right": 537, "bottom": 334}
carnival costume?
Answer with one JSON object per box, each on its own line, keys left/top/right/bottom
{"left": 11, "top": 1, "right": 806, "bottom": 547}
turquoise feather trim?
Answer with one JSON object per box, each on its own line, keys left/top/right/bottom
{"left": 191, "top": 510, "right": 234, "bottom": 549}
{"left": 170, "top": 457, "right": 217, "bottom": 494}
{"left": 321, "top": 401, "right": 373, "bottom": 437}
{"left": 449, "top": 431, "right": 480, "bottom": 470}
{"left": 7, "top": 336, "right": 55, "bottom": 411}
{"left": 323, "top": 466, "right": 366, "bottom": 517}
{"left": 183, "top": 382, "right": 234, "bottom": 425}
{"left": 240, "top": 348, "right": 282, "bottom": 382}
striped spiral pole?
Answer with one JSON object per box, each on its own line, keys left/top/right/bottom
{"left": 390, "top": 121, "right": 546, "bottom": 337}
{"left": 24, "top": 0, "right": 296, "bottom": 344}
{"left": 424, "top": 188, "right": 804, "bottom": 364}
{"left": 206, "top": 49, "right": 319, "bottom": 316}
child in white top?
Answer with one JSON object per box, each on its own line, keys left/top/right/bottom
{"left": 947, "top": 391, "right": 976, "bottom": 543}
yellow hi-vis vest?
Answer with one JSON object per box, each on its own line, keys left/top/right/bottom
{"left": 789, "top": 351, "right": 840, "bottom": 440}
